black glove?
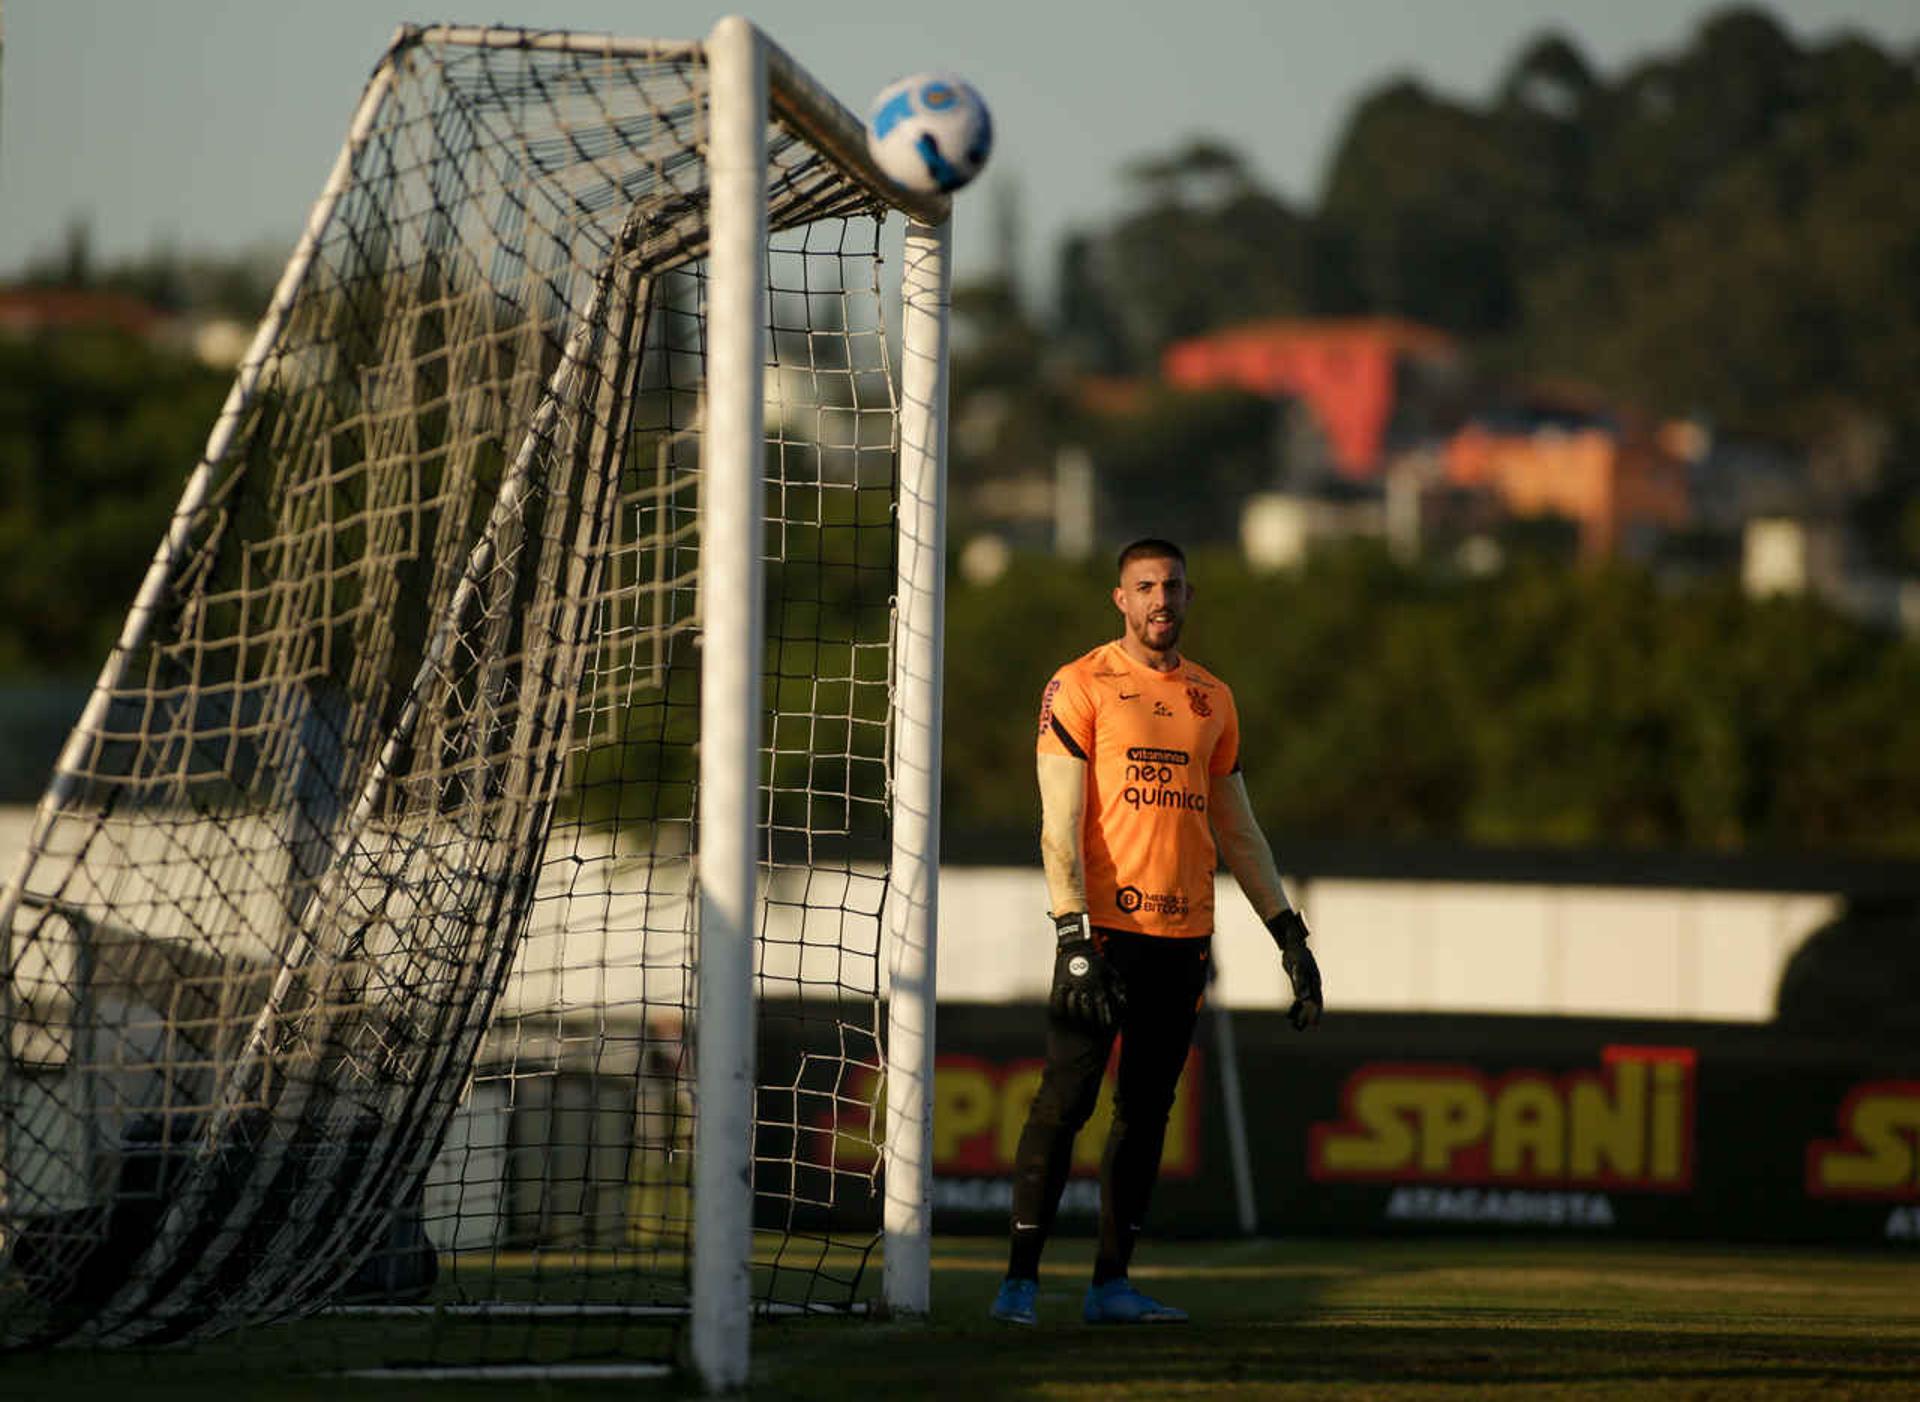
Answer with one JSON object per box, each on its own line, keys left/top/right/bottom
{"left": 1049, "top": 913, "right": 1126, "bottom": 1033}
{"left": 1265, "top": 908, "right": 1323, "bottom": 1031}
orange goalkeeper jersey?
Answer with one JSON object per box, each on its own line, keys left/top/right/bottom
{"left": 1036, "top": 641, "right": 1241, "bottom": 938}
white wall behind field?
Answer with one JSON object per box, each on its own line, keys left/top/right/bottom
{"left": 941, "top": 866, "right": 1835, "bottom": 1022}
{"left": 0, "top": 805, "right": 1833, "bottom": 1024}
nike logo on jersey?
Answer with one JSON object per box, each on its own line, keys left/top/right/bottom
{"left": 1118, "top": 691, "right": 1140, "bottom": 700}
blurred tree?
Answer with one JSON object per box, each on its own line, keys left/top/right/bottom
{"left": 940, "top": 546, "right": 1920, "bottom": 858}
{"left": 1082, "top": 386, "right": 1280, "bottom": 548}
{"left": 1311, "top": 4, "right": 1919, "bottom": 475}
{"left": 1318, "top": 79, "right": 1536, "bottom": 334}
{"left": 946, "top": 266, "right": 1081, "bottom": 539}
{"left": 941, "top": 555, "right": 1113, "bottom": 837}
{"left": 21, "top": 222, "right": 281, "bottom": 320}
{"left": 1056, "top": 139, "right": 1312, "bottom": 373}
{"left": 0, "top": 331, "right": 227, "bottom": 675}
{"left": 1584, "top": 7, "right": 1800, "bottom": 240}
{"left": 1489, "top": 35, "right": 1600, "bottom": 286}
{"left": 1521, "top": 79, "right": 1920, "bottom": 453}
{"left": 1193, "top": 545, "right": 1479, "bottom": 838}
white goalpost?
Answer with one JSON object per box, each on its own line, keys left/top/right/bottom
{"left": 0, "top": 17, "right": 948, "bottom": 1393}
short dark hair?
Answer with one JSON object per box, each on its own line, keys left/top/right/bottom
{"left": 1115, "top": 538, "right": 1187, "bottom": 576}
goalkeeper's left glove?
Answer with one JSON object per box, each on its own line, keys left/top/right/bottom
{"left": 1264, "top": 908, "right": 1323, "bottom": 1031}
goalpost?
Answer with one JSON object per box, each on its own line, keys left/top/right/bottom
{"left": 0, "top": 18, "right": 947, "bottom": 1392}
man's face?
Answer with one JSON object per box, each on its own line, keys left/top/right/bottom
{"left": 1113, "top": 555, "right": 1193, "bottom": 653}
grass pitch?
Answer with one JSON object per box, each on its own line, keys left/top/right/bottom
{"left": 7, "top": 1235, "right": 1919, "bottom": 1398}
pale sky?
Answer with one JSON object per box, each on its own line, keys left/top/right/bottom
{"left": 3, "top": 1, "right": 1916, "bottom": 298}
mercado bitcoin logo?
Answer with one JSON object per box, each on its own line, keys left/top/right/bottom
{"left": 1309, "top": 1046, "right": 1695, "bottom": 1191}
{"left": 1806, "top": 1080, "right": 1920, "bottom": 1198}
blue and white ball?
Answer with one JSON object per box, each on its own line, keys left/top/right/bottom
{"left": 865, "top": 73, "right": 993, "bottom": 194}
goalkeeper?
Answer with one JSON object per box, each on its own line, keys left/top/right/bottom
{"left": 990, "top": 538, "right": 1322, "bottom": 1327}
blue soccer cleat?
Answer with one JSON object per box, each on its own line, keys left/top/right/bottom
{"left": 989, "top": 1276, "right": 1038, "bottom": 1325}
{"left": 1082, "top": 1277, "right": 1188, "bottom": 1324}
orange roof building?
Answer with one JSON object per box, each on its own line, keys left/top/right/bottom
{"left": 0, "top": 287, "right": 169, "bottom": 339}
{"left": 1161, "top": 317, "right": 1459, "bottom": 479}
{"left": 1444, "top": 416, "right": 1691, "bottom": 560}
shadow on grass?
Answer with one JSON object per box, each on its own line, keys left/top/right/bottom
{"left": 741, "top": 1237, "right": 1920, "bottom": 1400}
{"left": 10, "top": 1237, "right": 1920, "bottom": 1400}
{"left": 751, "top": 1311, "right": 1920, "bottom": 1400}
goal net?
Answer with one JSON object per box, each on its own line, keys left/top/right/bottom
{"left": 0, "top": 21, "right": 948, "bottom": 1386}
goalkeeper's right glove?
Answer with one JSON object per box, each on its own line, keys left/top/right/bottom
{"left": 1049, "top": 913, "right": 1126, "bottom": 1033}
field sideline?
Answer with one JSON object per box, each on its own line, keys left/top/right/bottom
{"left": 8, "top": 1234, "right": 1920, "bottom": 1398}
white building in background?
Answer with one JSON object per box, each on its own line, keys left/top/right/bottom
{"left": 1240, "top": 488, "right": 1385, "bottom": 572}
{"left": 1742, "top": 516, "right": 1920, "bottom": 634}
{"left": 1743, "top": 516, "right": 1846, "bottom": 599}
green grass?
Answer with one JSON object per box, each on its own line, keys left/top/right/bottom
{"left": 9, "top": 1236, "right": 1920, "bottom": 1398}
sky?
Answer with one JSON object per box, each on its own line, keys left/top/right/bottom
{"left": 3, "top": 1, "right": 1917, "bottom": 299}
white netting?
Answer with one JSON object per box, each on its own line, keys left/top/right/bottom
{"left": 1, "top": 28, "right": 911, "bottom": 1366}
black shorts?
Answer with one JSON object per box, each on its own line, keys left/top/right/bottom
{"left": 1032, "top": 927, "right": 1210, "bottom": 1131}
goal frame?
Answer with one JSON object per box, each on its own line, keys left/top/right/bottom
{"left": 0, "top": 16, "right": 950, "bottom": 1394}
{"left": 702, "top": 18, "right": 949, "bottom": 1386}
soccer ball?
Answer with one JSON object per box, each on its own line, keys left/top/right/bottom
{"left": 865, "top": 72, "right": 993, "bottom": 194}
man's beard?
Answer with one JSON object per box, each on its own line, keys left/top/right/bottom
{"left": 1135, "top": 613, "right": 1182, "bottom": 648}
